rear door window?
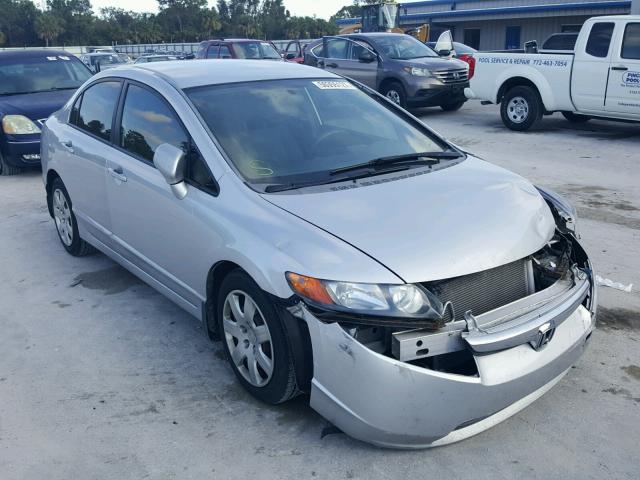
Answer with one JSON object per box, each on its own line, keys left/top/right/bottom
{"left": 207, "top": 45, "right": 220, "bottom": 59}
{"left": 621, "top": 23, "right": 640, "bottom": 60}
{"left": 118, "top": 84, "right": 189, "bottom": 164}
{"left": 585, "top": 22, "right": 615, "bottom": 58}
{"left": 74, "top": 81, "right": 122, "bottom": 141}
{"left": 219, "top": 45, "right": 232, "bottom": 59}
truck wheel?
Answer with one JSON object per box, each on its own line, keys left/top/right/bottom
{"left": 440, "top": 100, "right": 466, "bottom": 112}
{"left": 50, "top": 177, "right": 95, "bottom": 257}
{"left": 382, "top": 82, "right": 407, "bottom": 109}
{"left": 218, "top": 269, "right": 299, "bottom": 405}
{"left": 561, "top": 111, "right": 591, "bottom": 123}
{"left": 501, "top": 86, "right": 543, "bottom": 131}
{"left": 0, "top": 153, "right": 21, "bottom": 176}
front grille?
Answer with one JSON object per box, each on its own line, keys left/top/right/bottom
{"left": 425, "top": 259, "right": 532, "bottom": 321}
{"left": 433, "top": 68, "right": 469, "bottom": 84}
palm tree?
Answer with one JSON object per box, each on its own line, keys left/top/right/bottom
{"left": 35, "top": 12, "right": 65, "bottom": 48}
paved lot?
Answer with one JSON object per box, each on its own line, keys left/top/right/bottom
{"left": 1, "top": 101, "right": 638, "bottom": 479}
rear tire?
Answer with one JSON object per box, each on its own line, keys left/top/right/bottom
{"left": 561, "top": 111, "right": 591, "bottom": 123}
{"left": 217, "top": 270, "right": 298, "bottom": 405}
{"left": 440, "top": 100, "right": 466, "bottom": 112}
{"left": 381, "top": 82, "right": 407, "bottom": 109}
{"left": 500, "top": 86, "right": 543, "bottom": 131}
{"left": 0, "top": 153, "right": 21, "bottom": 176}
{"left": 50, "top": 177, "right": 95, "bottom": 257}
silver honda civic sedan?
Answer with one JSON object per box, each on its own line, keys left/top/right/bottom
{"left": 41, "top": 60, "right": 596, "bottom": 448}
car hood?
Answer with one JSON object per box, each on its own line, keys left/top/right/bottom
{"left": 396, "top": 56, "right": 467, "bottom": 71}
{"left": 261, "top": 156, "right": 555, "bottom": 283}
{"left": 0, "top": 89, "right": 76, "bottom": 122}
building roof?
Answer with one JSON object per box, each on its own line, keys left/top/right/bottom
{"left": 119, "top": 59, "right": 336, "bottom": 90}
{"left": 335, "top": 0, "right": 632, "bottom": 24}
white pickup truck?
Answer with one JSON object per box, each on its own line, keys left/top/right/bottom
{"left": 465, "top": 15, "right": 640, "bottom": 131}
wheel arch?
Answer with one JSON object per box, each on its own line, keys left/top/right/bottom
{"left": 204, "top": 260, "right": 313, "bottom": 392}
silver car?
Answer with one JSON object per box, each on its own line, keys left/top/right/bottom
{"left": 41, "top": 60, "right": 596, "bottom": 448}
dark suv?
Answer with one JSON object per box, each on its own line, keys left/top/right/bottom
{"left": 195, "top": 39, "right": 282, "bottom": 60}
{"left": 0, "top": 50, "right": 92, "bottom": 175}
{"left": 306, "top": 33, "right": 469, "bottom": 111}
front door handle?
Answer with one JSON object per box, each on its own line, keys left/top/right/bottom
{"left": 325, "top": 62, "right": 338, "bottom": 68}
{"left": 108, "top": 166, "right": 127, "bottom": 183}
{"left": 611, "top": 65, "right": 628, "bottom": 71}
{"left": 61, "top": 140, "right": 74, "bottom": 153}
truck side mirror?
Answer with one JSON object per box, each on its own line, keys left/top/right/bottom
{"left": 154, "top": 143, "right": 188, "bottom": 199}
{"left": 285, "top": 53, "right": 297, "bottom": 60}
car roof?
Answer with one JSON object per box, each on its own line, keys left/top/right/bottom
{"left": 111, "top": 59, "right": 337, "bottom": 90}
{"left": 0, "top": 49, "right": 71, "bottom": 60}
{"left": 203, "top": 38, "right": 270, "bottom": 44}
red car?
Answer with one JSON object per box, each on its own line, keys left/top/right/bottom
{"left": 281, "top": 39, "right": 317, "bottom": 64}
{"left": 196, "top": 39, "right": 282, "bottom": 61}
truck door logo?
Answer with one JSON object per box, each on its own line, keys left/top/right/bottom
{"left": 622, "top": 71, "right": 640, "bottom": 86}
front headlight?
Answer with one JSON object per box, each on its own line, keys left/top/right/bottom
{"left": 2, "top": 115, "right": 41, "bottom": 135}
{"left": 286, "top": 272, "right": 445, "bottom": 327}
{"left": 536, "top": 186, "right": 578, "bottom": 235}
{"left": 403, "top": 66, "right": 432, "bottom": 77}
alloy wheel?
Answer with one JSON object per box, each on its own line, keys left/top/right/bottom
{"left": 53, "top": 188, "right": 73, "bottom": 246}
{"left": 386, "top": 89, "right": 401, "bottom": 105}
{"left": 222, "top": 290, "right": 274, "bottom": 387}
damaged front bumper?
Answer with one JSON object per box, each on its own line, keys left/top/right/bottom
{"left": 291, "top": 265, "right": 595, "bottom": 449}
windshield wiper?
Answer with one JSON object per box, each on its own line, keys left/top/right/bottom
{"left": 264, "top": 165, "right": 410, "bottom": 193}
{"left": 329, "top": 151, "right": 462, "bottom": 176}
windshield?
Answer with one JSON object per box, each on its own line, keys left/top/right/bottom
{"left": 234, "top": 42, "right": 281, "bottom": 59}
{"left": 374, "top": 35, "right": 438, "bottom": 59}
{"left": 187, "top": 78, "right": 447, "bottom": 187}
{"left": 92, "top": 54, "right": 127, "bottom": 66}
{"left": 0, "top": 55, "right": 91, "bottom": 95}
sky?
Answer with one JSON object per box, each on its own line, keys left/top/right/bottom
{"left": 89, "top": 0, "right": 351, "bottom": 20}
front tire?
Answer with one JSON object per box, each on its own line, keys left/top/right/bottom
{"left": 0, "top": 153, "right": 21, "bottom": 176}
{"left": 217, "top": 270, "right": 298, "bottom": 405}
{"left": 440, "top": 100, "right": 466, "bottom": 112}
{"left": 50, "top": 177, "right": 95, "bottom": 257}
{"left": 381, "top": 82, "right": 407, "bottom": 109}
{"left": 500, "top": 86, "right": 543, "bottom": 131}
{"left": 562, "top": 111, "right": 591, "bottom": 123}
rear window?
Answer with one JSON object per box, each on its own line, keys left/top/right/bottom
{"left": 0, "top": 55, "right": 91, "bottom": 95}
{"left": 621, "top": 23, "right": 640, "bottom": 60}
{"left": 585, "top": 22, "right": 614, "bottom": 58}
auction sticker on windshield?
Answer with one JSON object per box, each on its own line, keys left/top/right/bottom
{"left": 312, "top": 80, "right": 356, "bottom": 90}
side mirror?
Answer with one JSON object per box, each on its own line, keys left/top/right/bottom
{"left": 154, "top": 143, "right": 188, "bottom": 199}
{"left": 359, "top": 50, "right": 376, "bottom": 63}
{"left": 285, "top": 53, "right": 296, "bottom": 60}
{"left": 437, "top": 49, "right": 451, "bottom": 57}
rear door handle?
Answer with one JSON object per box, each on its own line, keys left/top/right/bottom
{"left": 325, "top": 62, "right": 338, "bottom": 68}
{"left": 611, "top": 66, "right": 628, "bottom": 71}
{"left": 108, "top": 166, "right": 127, "bottom": 183}
{"left": 61, "top": 140, "right": 74, "bottom": 153}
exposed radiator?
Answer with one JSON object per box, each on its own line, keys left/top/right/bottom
{"left": 424, "top": 259, "right": 533, "bottom": 322}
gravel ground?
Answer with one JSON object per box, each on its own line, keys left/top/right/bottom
{"left": 0, "top": 101, "right": 638, "bottom": 479}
